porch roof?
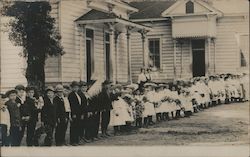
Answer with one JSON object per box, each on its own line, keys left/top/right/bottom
{"left": 75, "top": 9, "right": 152, "bottom": 31}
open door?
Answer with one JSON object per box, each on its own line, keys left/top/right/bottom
{"left": 192, "top": 39, "right": 205, "bottom": 77}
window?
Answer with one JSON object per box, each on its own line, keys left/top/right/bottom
{"left": 85, "top": 28, "right": 94, "bottom": 82}
{"left": 148, "top": 38, "right": 161, "bottom": 69}
{"left": 105, "top": 32, "right": 111, "bottom": 80}
{"left": 239, "top": 34, "right": 249, "bottom": 67}
{"left": 186, "top": 1, "right": 194, "bottom": 14}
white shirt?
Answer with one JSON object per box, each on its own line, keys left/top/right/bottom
{"left": 0, "top": 106, "right": 10, "bottom": 133}
{"left": 63, "top": 97, "right": 71, "bottom": 112}
{"left": 138, "top": 73, "right": 147, "bottom": 83}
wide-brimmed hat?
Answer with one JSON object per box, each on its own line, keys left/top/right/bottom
{"left": 15, "top": 84, "right": 25, "bottom": 91}
{"left": 70, "top": 81, "right": 79, "bottom": 87}
{"left": 45, "top": 86, "right": 55, "bottom": 93}
{"left": 144, "top": 82, "right": 157, "bottom": 87}
{"left": 55, "top": 84, "right": 64, "bottom": 92}
{"left": 5, "top": 90, "right": 17, "bottom": 97}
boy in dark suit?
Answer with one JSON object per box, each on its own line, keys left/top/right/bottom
{"left": 21, "top": 87, "right": 38, "bottom": 146}
{"left": 77, "top": 81, "right": 90, "bottom": 143}
{"left": 41, "top": 86, "right": 56, "bottom": 146}
{"left": 68, "top": 81, "right": 82, "bottom": 145}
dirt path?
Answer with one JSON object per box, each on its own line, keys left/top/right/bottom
{"left": 88, "top": 102, "right": 249, "bottom": 146}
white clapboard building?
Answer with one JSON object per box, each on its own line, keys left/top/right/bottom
{"left": 0, "top": 0, "right": 249, "bottom": 92}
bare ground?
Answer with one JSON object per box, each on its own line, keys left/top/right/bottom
{"left": 87, "top": 102, "right": 249, "bottom": 146}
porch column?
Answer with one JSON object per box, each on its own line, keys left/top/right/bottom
{"left": 126, "top": 27, "right": 132, "bottom": 83}
{"left": 179, "top": 40, "right": 184, "bottom": 78}
{"left": 173, "top": 39, "right": 177, "bottom": 79}
{"left": 213, "top": 38, "right": 216, "bottom": 73}
{"left": 107, "top": 22, "right": 116, "bottom": 82}
{"left": 207, "top": 37, "right": 211, "bottom": 75}
{"left": 139, "top": 29, "right": 148, "bottom": 68}
{"left": 114, "top": 31, "right": 121, "bottom": 83}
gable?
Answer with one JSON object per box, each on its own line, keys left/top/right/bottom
{"left": 162, "top": 0, "right": 222, "bottom": 17}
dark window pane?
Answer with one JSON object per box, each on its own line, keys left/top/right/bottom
{"left": 86, "top": 29, "right": 94, "bottom": 38}
{"left": 240, "top": 50, "right": 247, "bottom": 67}
{"left": 105, "top": 32, "right": 110, "bottom": 42}
{"left": 186, "top": 1, "right": 194, "bottom": 14}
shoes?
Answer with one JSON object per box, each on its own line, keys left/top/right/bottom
{"left": 105, "top": 133, "right": 111, "bottom": 137}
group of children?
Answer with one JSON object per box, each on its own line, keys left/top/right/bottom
{"left": 109, "top": 73, "right": 249, "bottom": 134}
{"left": 0, "top": 72, "right": 248, "bottom": 147}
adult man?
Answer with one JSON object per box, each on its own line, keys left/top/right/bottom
{"left": 68, "top": 81, "right": 82, "bottom": 145}
{"left": 100, "top": 81, "right": 114, "bottom": 137}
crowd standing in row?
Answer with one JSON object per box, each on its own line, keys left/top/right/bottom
{"left": 0, "top": 69, "right": 249, "bottom": 147}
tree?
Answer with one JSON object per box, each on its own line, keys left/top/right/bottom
{"left": 2, "top": 1, "right": 64, "bottom": 91}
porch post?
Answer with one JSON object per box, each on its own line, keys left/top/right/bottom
{"left": 107, "top": 22, "right": 116, "bottom": 82}
{"left": 114, "top": 31, "right": 121, "bottom": 83}
{"left": 207, "top": 37, "right": 211, "bottom": 75}
{"left": 126, "top": 27, "right": 132, "bottom": 83}
{"left": 213, "top": 38, "right": 216, "bottom": 73}
{"left": 180, "top": 40, "right": 184, "bottom": 78}
{"left": 173, "top": 39, "right": 177, "bottom": 79}
{"left": 139, "top": 29, "right": 148, "bottom": 68}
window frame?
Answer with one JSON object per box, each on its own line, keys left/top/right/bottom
{"left": 186, "top": 1, "right": 194, "bottom": 14}
{"left": 148, "top": 37, "right": 162, "bottom": 70}
{"left": 237, "top": 33, "right": 249, "bottom": 68}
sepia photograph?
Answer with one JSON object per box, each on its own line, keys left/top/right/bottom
{"left": 0, "top": 0, "right": 249, "bottom": 156}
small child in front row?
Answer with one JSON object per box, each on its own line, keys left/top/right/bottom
{"left": 0, "top": 93, "right": 10, "bottom": 146}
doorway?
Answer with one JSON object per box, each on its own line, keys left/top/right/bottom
{"left": 192, "top": 39, "right": 205, "bottom": 77}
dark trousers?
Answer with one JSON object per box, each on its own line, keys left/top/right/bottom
{"left": 136, "top": 117, "right": 142, "bottom": 128}
{"left": 85, "top": 115, "right": 95, "bottom": 140}
{"left": 43, "top": 124, "right": 54, "bottom": 146}
{"left": 101, "top": 110, "right": 110, "bottom": 134}
{"left": 10, "top": 126, "right": 21, "bottom": 146}
{"left": 70, "top": 117, "right": 81, "bottom": 144}
{"left": 79, "top": 114, "right": 87, "bottom": 139}
{"left": 20, "top": 121, "right": 37, "bottom": 146}
{"left": 55, "top": 119, "right": 68, "bottom": 146}
{"left": 93, "top": 112, "right": 100, "bottom": 138}
{"left": 0, "top": 124, "right": 9, "bottom": 146}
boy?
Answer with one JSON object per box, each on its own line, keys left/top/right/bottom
{"left": 0, "top": 93, "right": 10, "bottom": 146}
{"left": 21, "top": 86, "right": 38, "bottom": 146}
{"left": 5, "top": 90, "right": 22, "bottom": 146}
{"left": 41, "top": 86, "right": 56, "bottom": 146}
{"left": 54, "top": 84, "right": 70, "bottom": 146}
{"left": 15, "top": 85, "right": 26, "bottom": 107}
{"left": 68, "top": 81, "right": 82, "bottom": 145}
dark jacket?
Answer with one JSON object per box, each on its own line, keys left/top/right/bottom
{"left": 99, "top": 88, "right": 114, "bottom": 111}
{"left": 54, "top": 96, "right": 68, "bottom": 122}
{"left": 5, "top": 100, "right": 21, "bottom": 127}
{"left": 77, "top": 91, "right": 88, "bottom": 114}
{"left": 68, "top": 92, "right": 82, "bottom": 117}
{"left": 41, "top": 96, "right": 57, "bottom": 126}
{"left": 22, "top": 97, "right": 38, "bottom": 122}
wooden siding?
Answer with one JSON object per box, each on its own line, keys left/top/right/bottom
{"left": 45, "top": 1, "right": 61, "bottom": 83}
{"left": 215, "top": 16, "right": 249, "bottom": 74}
{"left": 60, "top": 0, "right": 89, "bottom": 83}
{"left": 0, "top": 17, "right": 27, "bottom": 92}
{"left": 131, "top": 20, "right": 177, "bottom": 82}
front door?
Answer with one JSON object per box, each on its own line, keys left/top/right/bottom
{"left": 192, "top": 39, "right": 205, "bottom": 77}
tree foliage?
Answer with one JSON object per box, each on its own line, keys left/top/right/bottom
{"left": 3, "top": 1, "right": 64, "bottom": 91}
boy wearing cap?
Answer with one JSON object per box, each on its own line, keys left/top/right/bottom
{"left": 15, "top": 85, "right": 26, "bottom": 108}
{"left": 77, "top": 81, "right": 90, "bottom": 142}
{"left": 21, "top": 87, "right": 38, "bottom": 146}
{"left": 5, "top": 90, "right": 22, "bottom": 146}
{"left": 41, "top": 86, "right": 56, "bottom": 146}
{"left": 0, "top": 93, "right": 10, "bottom": 146}
{"left": 54, "top": 84, "right": 70, "bottom": 146}
{"left": 68, "top": 81, "right": 82, "bottom": 145}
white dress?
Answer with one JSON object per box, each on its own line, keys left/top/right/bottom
{"left": 143, "top": 102, "right": 156, "bottom": 117}
{"left": 109, "top": 97, "right": 127, "bottom": 126}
